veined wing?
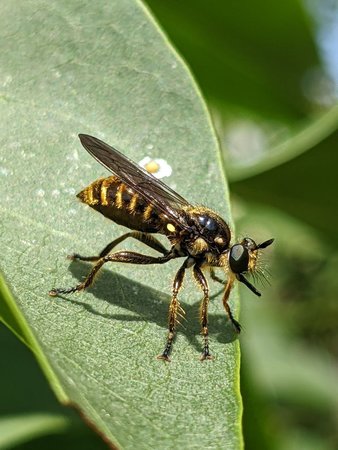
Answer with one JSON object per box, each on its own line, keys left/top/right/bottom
{"left": 78, "top": 134, "right": 191, "bottom": 229}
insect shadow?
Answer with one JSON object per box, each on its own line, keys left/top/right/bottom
{"left": 62, "top": 260, "right": 239, "bottom": 353}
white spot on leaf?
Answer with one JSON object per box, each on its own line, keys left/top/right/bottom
{"left": 138, "top": 156, "right": 172, "bottom": 179}
{"left": 36, "top": 189, "right": 45, "bottom": 197}
{"left": 0, "top": 167, "right": 9, "bottom": 176}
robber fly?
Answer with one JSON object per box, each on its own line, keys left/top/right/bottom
{"left": 49, "top": 134, "right": 274, "bottom": 361}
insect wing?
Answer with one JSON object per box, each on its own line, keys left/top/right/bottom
{"left": 78, "top": 134, "right": 190, "bottom": 229}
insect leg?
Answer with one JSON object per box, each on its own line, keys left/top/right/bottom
{"left": 69, "top": 231, "right": 168, "bottom": 262}
{"left": 157, "top": 258, "right": 190, "bottom": 362}
{"left": 210, "top": 268, "right": 226, "bottom": 285}
{"left": 49, "top": 251, "right": 175, "bottom": 296}
{"left": 193, "top": 265, "right": 213, "bottom": 361}
{"left": 222, "top": 277, "right": 241, "bottom": 333}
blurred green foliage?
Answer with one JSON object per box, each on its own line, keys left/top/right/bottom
{"left": 0, "top": 321, "right": 108, "bottom": 450}
{"left": 146, "top": 0, "right": 321, "bottom": 121}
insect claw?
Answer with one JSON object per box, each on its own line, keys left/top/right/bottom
{"left": 200, "top": 351, "right": 214, "bottom": 361}
{"left": 157, "top": 354, "right": 171, "bottom": 362}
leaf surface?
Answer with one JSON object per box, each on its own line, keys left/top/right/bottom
{"left": 0, "top": 1, "right": 242, "bottom": 448}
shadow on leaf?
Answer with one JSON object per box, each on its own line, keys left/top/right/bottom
{"left": 55, "top": 260, "right": 239, "bottom": 355}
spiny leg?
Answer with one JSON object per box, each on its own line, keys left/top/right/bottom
{"left": 157, "top": 258, "right": 189, "bottom": 362}
{"left": 49, "top": 251, "right": 174, "bottom": 297}
{"left": 222, "top": 276, "right": 241, "bottom": 333}
{"left": 193, "top": 265, "right": 213, "bottom": 361}
{"left": 69, "top": 231, "right": 169, "bottom": 262}
{"left": 210, "top": 267, "right": 226, "bottom": 285}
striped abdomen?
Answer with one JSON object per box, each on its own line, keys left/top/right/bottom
{"left": 77, "top": 176, "right": 166, "bottom": 234}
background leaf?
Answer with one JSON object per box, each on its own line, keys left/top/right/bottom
{"left": 0, "top": 414, "right": 68, "bottom": 449}
{"left": 231, "top": 129, "right": 338, "bottom": 245}
{"left": 145, "top": 0, "right": 338, "bottom": 179}
{"left": 0, "top": 1, "right": 242, "bottom": 449}
{"left": 0, "top": 320, "right": 107, "bottom": 450}
{"left": 145, "top": 0, "right": 321, "bottom": 122}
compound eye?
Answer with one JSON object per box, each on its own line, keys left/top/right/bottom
{"left": 229, "top": 244, "right": 249, "bottom": 273}
{"left": 197, "top": 215, "right": 218, "bottom": 232}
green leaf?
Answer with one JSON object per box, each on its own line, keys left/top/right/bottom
{"left": 0, "top": 320, "right": 110, "bottom": 450}
{"left": 0, "top": 414, "right": 69, "bottom": 449}
{"left": 0, "top": 1, "right": 242, "bottom": 448}
{"left": 145, "top": 0, "right": 338, "bottom": 184}
{"left": 145, "top": 0, "right": 321, "bottom": 122}
{"left": 226, "top": 104, "right": 338, "bottom": 181}
{"left": 231, "top": 129, "right": 338, "bottom": 246}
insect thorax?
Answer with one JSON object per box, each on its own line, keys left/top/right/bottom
{"left": 181, "top": 206, "right": 231, "bottom": 258}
